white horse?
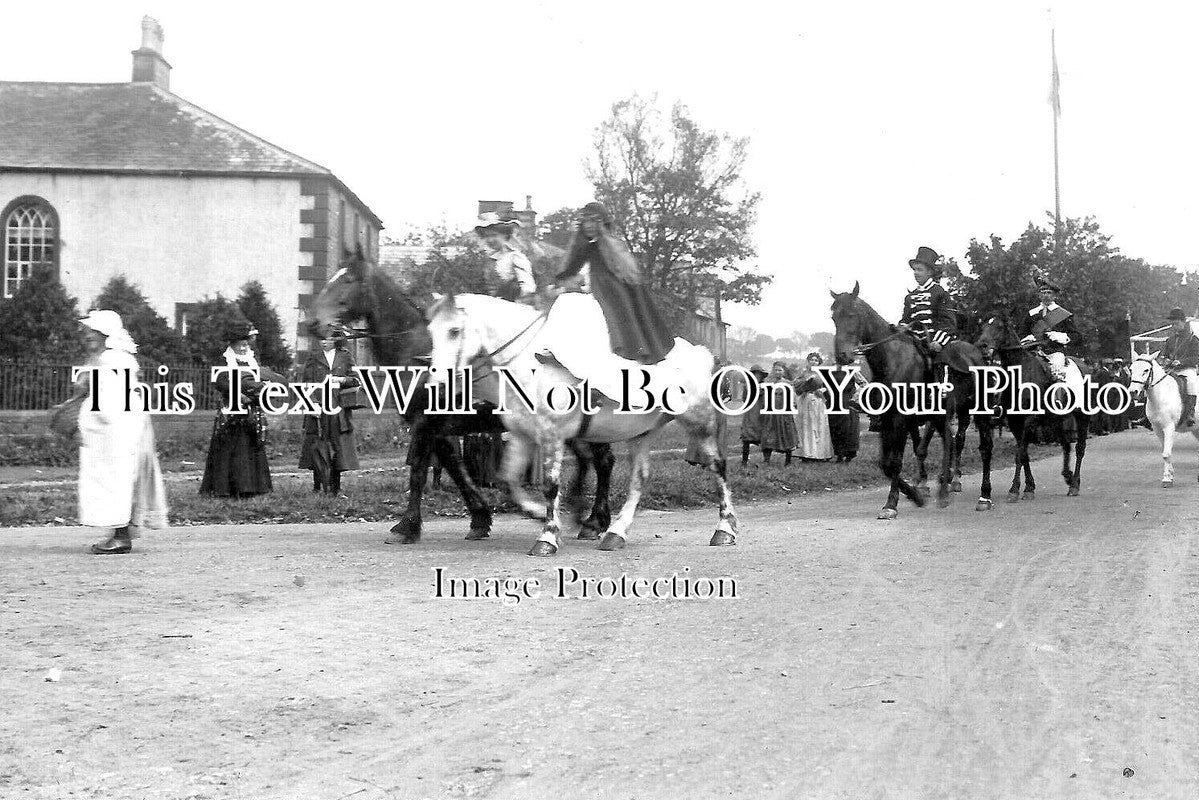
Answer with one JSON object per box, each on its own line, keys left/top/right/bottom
{"left": 1128, "top": 351, "right": 1199, "bottom": 487}
{"left": 425, "top": 292, "right": 737, "bottom": 556}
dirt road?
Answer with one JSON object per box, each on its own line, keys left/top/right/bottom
{"left": 3, "top": 430, "right": 1198, "bottom": 799}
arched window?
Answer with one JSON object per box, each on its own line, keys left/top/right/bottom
{"left": 3, "top": 197, "right": 59, "bottom": 298}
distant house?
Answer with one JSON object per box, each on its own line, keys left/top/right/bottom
{"left": 0, "top": 17, "right": 381, "bottom": 356}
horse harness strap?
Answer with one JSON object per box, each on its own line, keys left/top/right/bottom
{"left": 470, "top": 310, "right": 552, "bottom": 385}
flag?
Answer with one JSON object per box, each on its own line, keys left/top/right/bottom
{"left": 1049, "top": 30, "right": 1061, "bottom": 117}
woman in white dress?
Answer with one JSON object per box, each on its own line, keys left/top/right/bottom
{"left": 75, "top": 310, "right": 168, "bottom": 554}
{"left": 795, "top": 352, "right": 834, "bottom": 461}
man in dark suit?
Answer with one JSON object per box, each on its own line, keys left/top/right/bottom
{"left": 898, "top": 246, "right": 957, "bottom": 353}
{"left": 1162, "top": 307, "right": 1199, "bottom": 427}
{"left": 1020, "top": 278, "right": 1081, "bottom": 381}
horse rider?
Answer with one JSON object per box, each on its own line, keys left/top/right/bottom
{"left": 897, "top": 245, "right": 957, "bottom": 356}
{"left": 1020, "top": 278, "right": 1081, "bottom": 381}
{"left": 1161, "top": 307, "right": 1199, "bottom": 427}
{"left": 474, "top": 212, "right": 537, "bottom": 303}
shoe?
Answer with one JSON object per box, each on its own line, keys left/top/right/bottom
{"left": 91, "top": 527, "right": 131, "bottom": 555}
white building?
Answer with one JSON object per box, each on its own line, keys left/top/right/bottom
{"left": 0, "top": 17, "right": 381, "bottom": 356}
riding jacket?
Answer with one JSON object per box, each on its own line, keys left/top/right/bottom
{"left": 1023, "top": 302, "right": 1081, "bottom": 355}
{"left": 1163, "top": 329, "right": 1199, "bottom": 370}
{"left": 899, "top": 279, "right": 956, "bottom": 347}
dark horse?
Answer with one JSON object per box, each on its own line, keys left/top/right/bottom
{"left": 976, "top": 313, "right": 1090, "bottom": 500}
{"left": 309, "top": 251, "right": 614, "bottom": 544}
{"left": 831, "top": 283, "right": 994, "bottom": 518}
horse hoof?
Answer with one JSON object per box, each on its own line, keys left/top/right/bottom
{"left": 1022, "top": 491, "right": 1035, "bottom": 501}
{"left": 577, "top": 528, "right": 602, "bottom": 541}
{"left": 877, "top": 508, "right": 898, "bottom": 520}
{"left": 527, "top": 540, "right": 558, "bottom": 557}
{"left": 598, "top": 533, "right": 627, "bottom": 551}
{"left": 937, "top": 496, "right": 952, "bottom": 509}
{"left": 975, "top": 499, "right": 994, "bottom": 512}
{"left": 385, "top": 521, "right": 420, "bottom": 545}
{"left": 1066, "top": 487, "right": 1079, "bottom": 497}
{"left": 1162, "top": 480, "right": 1174, "bottom": 489}
{"left": 1006, "top": 492, "right": 1020, "bottom": 504}
{"left": 464, "top": 528, "right": 490, "bottom": 540}
{"left": 918, "top": 485, "right": 931, "bottom": 498}
{"left": 951, "top": 480, "right": 962, "bottom": 493}
{"left": 709, "top": 530, "right": 736, "bottom": 547}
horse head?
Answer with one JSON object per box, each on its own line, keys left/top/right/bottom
{"left": 828, "top": 281, "right": 876, "bottom": 363}
{"left": 1127, "top": 350, "right": 1162, "bottom": 400}
{"left": 425, "top": 292, "right": 477, "bottom": 386}
{"left": 974, "top": 311, "right": 1017, "bottom": 359}
{"left": 311, "top": 248, "right": 432, "bottom": 365}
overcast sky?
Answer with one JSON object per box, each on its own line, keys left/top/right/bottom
{"left": 4, "top": 0, "right": 1197, "bottom": 336}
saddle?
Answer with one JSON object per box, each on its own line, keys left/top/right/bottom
{"left": 905, "top": 333, "right": 979, "bottom": 378}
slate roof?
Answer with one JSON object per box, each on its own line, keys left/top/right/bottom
{"left": 0, "top": 81, "right": 381, "bottom": 224}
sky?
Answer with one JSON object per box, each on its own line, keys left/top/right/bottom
{"left": 4, "top": 0, "right": 1198, "bottom": 337}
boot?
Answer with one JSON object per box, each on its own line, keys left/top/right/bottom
{"left": 91, "top": 526, "right": 132, "bottom": 555}
{"left": 1182, "top": 395, "right": 1196, "bottom": 428}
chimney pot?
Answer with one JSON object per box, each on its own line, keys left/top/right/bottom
{"left": 131, "top": 16, "right": 172, "bottom": 91}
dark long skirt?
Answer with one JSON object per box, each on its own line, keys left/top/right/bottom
{"left": 828, "top": 410, "right": 861, "bottom": 461}
{"left": 591, "top": 269, "right": 675, "bottom": 364}
{"left": 299, "top": 413, "right": 360, "bottom": 473}
{"left": 199, "top": 413, "right": 272, "bottom": 497}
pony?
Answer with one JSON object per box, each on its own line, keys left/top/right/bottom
{"left": 830, "top": 283, "right": 994, "bottom": 518}
{"left": 423, "top": 291, "right": 736, "bottom": 556}
{"left": 975, "top": 312, "right": 1091, "bottom": 499}
{"left": 309, "top": 249, "right": 614, "bottom": 544}
{"left": 1127, "top": 351, "right": 1199, "bottom": 487}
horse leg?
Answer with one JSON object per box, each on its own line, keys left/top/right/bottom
{"left": 528, "top": 440, "right": 566, "bottom": 557}
{"left": 975, "top": 413, "right": 994, "bottom": 511}
{"left": 385, "top": 421, "right": 435, "bottom": 544}
{"left": 581, "top": 443, "right": 615, "bottom": 538}
{"left": 600, "top": 433, "right": 655, "bottom": 550}
{"left": 1157, "top": 423, "right": 1174, "bottom": 487}
{"left": 1021, "top": 422, "right": 1037, "bottom": 499}
{"left": 431, "top": 435, "right": 492, "bottom": 540}
{"left": 951, "top": 408, "right": 968, "bottom": 492}
{"left": 913, "top": 423, "right": 933, "bottom": 498}
{"left": 878, "top": 416, "right": 923, "bottom": 519}
{"left": 935, "top": 413, "right": 953, "bottom": 509}
{"left": 1006, "top": 416, "right": 1025, "bottom": 501}
{"left": 1059, "top": 417, "right": 1074, "bottom": 491}
{"left": 1068, "top": 414, "right": 1087, "bottom": 496}
{"left": 500, "top": 435, "right": 548, "bottom": 520}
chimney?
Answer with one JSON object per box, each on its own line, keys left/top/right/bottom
{"left": 131, "top": 16, "right": 171, "bottom": 90}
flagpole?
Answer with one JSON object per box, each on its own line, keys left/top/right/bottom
{"left": 1051, "top": 28, "right": 1062, "bottom": 245}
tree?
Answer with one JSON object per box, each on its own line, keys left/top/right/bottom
{"left": 538, "top": 206, "right": 580, "bottom": 250}
{"left": 949, "top": 215, "right": 1197, "bottom": 357}
{"left": 183, "top": 296, "right": 251, "bottom": 364}
{"left": 587, "top": 94, "right": 769, "bottom": 306}
{"left": 237, "top": 281, "right": 292, "bottom": 372}
{"left": 808, "top": 332, "right": 835, "bottom": 355}
{"left": 0, "top": 270, "right": 83, "bottom": 362}
{"left": 90, "top": 276, "right": 190, "bottom": 365}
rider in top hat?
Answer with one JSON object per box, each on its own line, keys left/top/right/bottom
{"left": 897, "top": 246, "right": 957, "bottom": 353}
{"left": 1020, "top": 277, "right": 1081, "bottom": 380}
{"left": 473, "top": 212, "right": 537, "bottom": 303}
{"left": 1161, "top": 307, "right": 1199, "bottom": 427}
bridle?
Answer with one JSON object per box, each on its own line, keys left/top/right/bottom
{"left": 1128, "top": 355, "right": 1169, "bottom": 391}
{"left": 435, "top": 307, "right": 551, "bottom": 385}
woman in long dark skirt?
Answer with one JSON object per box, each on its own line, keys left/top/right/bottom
{"left": 553, "top": 201, "right": 675, "bottom": 364}
{"left": 298, "top": 329, "right": 361, "bottom": 496}
{"left": 200, "top": 322, "right": 286, "bottom": 498}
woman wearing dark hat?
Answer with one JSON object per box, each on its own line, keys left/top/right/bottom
{"left": 199, "top": 321, "right": 287, "bottom": 498}
{"left": 739, "top": 364, "right": 769, "bottom": 465}
{"left": 898, "top": 246, "right": 957, "bottom": 353}
{"left": 1162, "top": 307, "right": 1199, "bottom": 427}
{"left": 553, "top": 201, "right": 676, "bottom": 364}
{"left": 1019, "top": 277, "right": 1082, "bottom": 381}
{"left": 474, "top": 212, "right": 537, "bottom": 303}
{"left": 298, "top": 327, "right": 361, "bottom": 496}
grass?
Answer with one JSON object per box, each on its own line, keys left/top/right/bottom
{"left": 1, "top": 418, "right": 1046, "bottom": 528}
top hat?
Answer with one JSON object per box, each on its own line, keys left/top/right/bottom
{"left": 1168, "top": 307, "right": 1188, "bottom": 321}
{"left": 1036, "top": 277, "right": 1062, "bottom": 294}
{"left": 908, "top": 246, "right": 940, "bottom": 270}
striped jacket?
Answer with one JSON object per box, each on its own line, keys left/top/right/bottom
{"left": 900, "top": 280, "right": 957, "bottom": 347}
